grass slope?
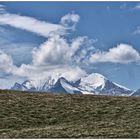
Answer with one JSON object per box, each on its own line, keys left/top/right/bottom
{"left": 0, "top": 90, "right": 140, "bottom": 138}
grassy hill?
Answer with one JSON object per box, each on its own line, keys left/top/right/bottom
{"left": 0, "top": 90, "right": 140, "bottom": 138}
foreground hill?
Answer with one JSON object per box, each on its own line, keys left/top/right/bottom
{"left": 0, "top": 90, "right": 140, "bottom": 138}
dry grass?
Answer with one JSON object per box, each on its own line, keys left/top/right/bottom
{"left": 0, "top": 90, "right": 140, "bottom": 138}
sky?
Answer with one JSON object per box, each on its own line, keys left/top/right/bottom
{"left": 0, "top": 2, "right": 140, "bottom": 90}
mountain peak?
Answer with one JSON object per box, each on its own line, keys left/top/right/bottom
{"left": 80, "top": 73, "right": 107, "bottom": 90}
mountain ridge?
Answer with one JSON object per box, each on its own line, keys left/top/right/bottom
{"left": 11, "top": 72, "right": 133, "bottom": 96}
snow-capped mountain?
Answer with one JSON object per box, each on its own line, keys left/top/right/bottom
{"left": 11, "top": 82, "right": 26, "bottom": 91}
{"left": 11, "top": 73, "right": 132, "bottom": 96}
{"left": 11, "top": 76, "right": 58, "bottom": 91}
{"left": 131, "top": 88, "right": 140, "bottom": 96}
{"left": 78, "top": 73, "right": 131, "bottom": 96}
{"left": 49, "top": 77, "right": 82, "bottom": 94}
{"left": 11, "top": 77, "right": 81, "bottom": 94}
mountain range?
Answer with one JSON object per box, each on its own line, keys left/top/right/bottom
{"left": 11, "top": 73, "right": 139, "bottom": 96}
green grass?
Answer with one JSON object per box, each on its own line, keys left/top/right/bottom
{"left": 0, "top": 90, "right": 140, "bottom": 138}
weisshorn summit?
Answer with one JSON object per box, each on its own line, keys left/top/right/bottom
{"left": 11, "top": 73, "right": 133, "bottom": 96}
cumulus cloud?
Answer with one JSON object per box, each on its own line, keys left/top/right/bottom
{"left": 32, "top": 35, "right": 71, "bottom": 66}
{"left": 0, "top": 50, "right": 16, "bottom": 73}
{"left": 21, "top": 35, "right": 92, "bottom": 81}
{"left": 0, "top": 50, "right": 87, "bottom": 82}
{"left": 32, "top": 35, "right": 95, "bottom": 66}
{"left": 90, "top": 44, "right": 140, "bottom": 64}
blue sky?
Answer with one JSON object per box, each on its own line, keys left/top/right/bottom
{"left": 0, "top": 2, "right": 140, "bottom": 90}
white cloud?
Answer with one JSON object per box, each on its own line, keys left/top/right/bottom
{"left": 133, "top": 26, "right": 140, "bottom": 35}
{"left": 0, "top": 4, "right": 5, "bottom": 8}
{"left": 32, "top": 35, "right": 71, "bottom": 66}
{"left": 32, "top": 35, "right": 94, "bottom": 66}
{"left": 123, "top": 3, "right": 140, "bottom": 11}
{"left": 0, "top": 50, "right": 16, "bottom": 73}
{"left": 133, "top": 4, "right": 140, "bottom": 10}
{"left": 128, "top": 3, "right": 140, "bottom": 11}
{"left": 0, "top": 42, "right": 36, "bottom": 65}
{"left": 60, "top": 12, "right": 80, "bottom": 30}
{"left": 0, "top": 13, "right": 66, "bottom": 37}
{"left": 90, "top": 44, "right": 140, "bottom": 64}
{"left": 0, "top": 4, "right": 6, "bottom": 13}
{"left": 71, "top": 37, "right": 96, "bottom": 65}
{"left": 12, "top": 64, "right": 87, "bottom": 82}
{"left": 0, "top": 11, "right": 81, "bottom": 38}
{"left": 120, "top": 3, "right": 127, "bottom": 9}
